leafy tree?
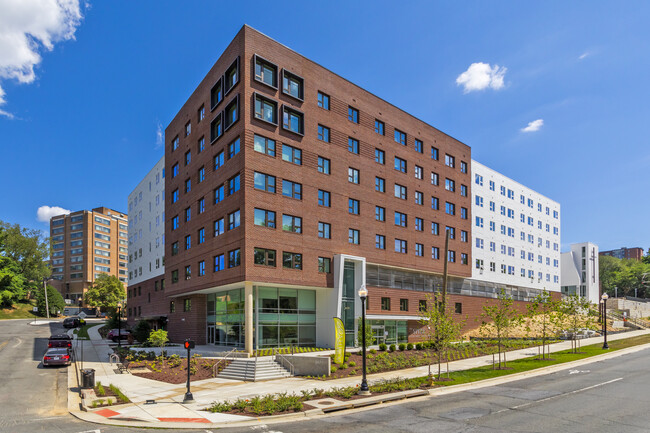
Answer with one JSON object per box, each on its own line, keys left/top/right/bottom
{"left": 527, "top": 290, "right": 560, "bottom": 360}
{"left": 0, "top": 221, "right": 50, "bottom": 286}
{"left": 0, "top": 256, "right": 27, "bottom": 307}
{"left": 419, "top": 293, "right": 465, "bottom": 380}
{"left": 479, "top": 289, "right": 521, "bottom": 369}
{"left": 356, "top": 317, "right": 375, "bottom": 349}
{"left": 599, "top": 255, "right": 650, "bottom": 298}
{"left": 133, "top": 320, "right": 152, "bottom": 343}
{"left": 148, "top": 329, "right": 169, "bottom": 362}
{"left": 34, "top": 284, "right": 65, "bottom": 317}
{"left": 84, "top": 274, "right": 126, "bottom": 310}
{"left": 558, "top": 294, "right": 597, "bottom": 353}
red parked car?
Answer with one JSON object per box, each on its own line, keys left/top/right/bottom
{"left": 43, "top": 348, "right": 72, "bottom": 367}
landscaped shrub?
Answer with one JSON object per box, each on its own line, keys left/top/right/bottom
{"left": 348, "top": 361, "right": 356, "bottom": 367}
{"left": 398, "top": 343, "right": 406, "bottom": 351}
{"left": 331, "top": 366, "right": 338, "bottom": 373}
{"left": 370, "top": 349, "right": 377, "bottom": 354}
{"left": 379, "top": 343, "right": 387, "bottom": 351}
{"left": 415, "top": 343, "right": 423, "bottom": 350}
{"left": 389, "top": 344, "right": 396, "bottom": 352}
{"left": 406, "top": 343, "right": 413, "bottom": 350}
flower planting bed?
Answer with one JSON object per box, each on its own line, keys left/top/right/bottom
{"left": 89, "top": 382, "right": 130, "bottom": 408}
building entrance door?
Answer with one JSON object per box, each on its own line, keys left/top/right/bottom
{"left": 372, "top": 325, "right": 385, "bottom": 345}
{"left": 207, "top": 325, "right": 216, "bottom": 344}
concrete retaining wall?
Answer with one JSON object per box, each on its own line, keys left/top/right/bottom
{"left": 277, "top": 354, "right": 331, "bottom": 377}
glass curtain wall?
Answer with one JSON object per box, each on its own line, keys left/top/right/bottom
{"left": 342, "top": 262, "right": 356, "bottom": 347}
{"left": 368, "top": 320, "right": 408, "bottom": 346}
{"left": 258, "top": 287, "right": 316, "bottom": 348}
{"left": 207, "top": 289, "right": 245, "bottom": 347}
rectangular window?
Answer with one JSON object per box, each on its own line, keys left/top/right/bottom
{"left": 461, "top": 230, "right": 468, "bottom": 242}
{"left": 198, "top": 197, "right": 205, "bottom": 214}
{"left": 198, "top": 260, "right": 206, "bottom": 276}
{"left": 460, "top": 207, "right": 467, "bottom": 220}
{"left": 460, "top": 184, "right": 467, "bottom": 197}
{"left": 172, "top": 215, "right": 179, "bottom": 230}
{"left": 400, "top": 298, "right": 409, "bottom": 311}
{"left": 228, "top": 174, "right": 240, "bottom": 195}
{"left": 172, "top": 189, "right": 179, "bottom": 203}
{"left": 375, "top": 176, "right": 385, "bottom": 192}
{"left": 431, "top": 172, "right": 439, "bottom": 185}
{"left": 317, "top": 91, "right": 330, "bottom": 110}
{"left": 282, "top": 69, "right": 304, "bottom": 100}
{"left": 317, "top": 156, "right": 330, "bottom": 174}
{"left": 254, "top": 93, "right": 278, "bottom": 124}
{"left": 348, "top": 106, "right": 359, "bottom": 123}
{"left": 318, "top": 189, "right": 331, "bottom": 207}
{"left": 254, "top": 248, "right": 277, "bottom": 267}
{"left": 445, "top": 202, "right": 455, "bottom": 215}
{"left": 213, "top": 151, "right": 225, "bottom": 172}
{"left": 375, "top": 234, "right": 385, "bottom": 249}
{"left": 348, "top": 228, "right": 360, "bottom": 244}
{"left": 432, "top": 247, "right": 440, "bottom": 259}
{"left": 394, "top": 184, "right": 407, "bottom": 199}
{"left": 185, "top": 178, "right": 191, "bottom": 193}
{"left": 214, "top": 185, "right": 225, "bottom": 203}
{"left": 394, "top": 211, "right": 407, "bottom": 227}
{"left": 414, "top": 165, "right": 423, "bottom": 179}
{"left": 228, "top": 137, "right": 240, "bottom": 158}
{"left": 254, "top": 208, "right": 276, "bottom": 228}
{"left": 348, "top": 198, "right": 360, "bottom": 215}
{"left": 254, "top": 54, "right": 278, "bottom": 88}
{"left": 415, "top": 139, "right": 423, "bottom": 153}
{"left": 375, "top": 148, "right": 385, "bottom": 164}
{"left": 431, "top": 196, "right": 439, "bottom": 210}
{"left": 431, "top": 222, "right": 439, "bottom": 235}
{"left": 198, "top": 136, "right": 205, "bottom": 153}
{"left": 318, "top": 222, "right": 331, "bottom": 239}
{"left": 228, "top": 210, "right": 240, "bottom": 230}
{"left": 348, "top": 167, "right": 360, "bottom": 184}
{"left": 381, "top": 297, "right": 391, "bottom": 311}
{"left": 214, "top": 254, "right": 225, "bottom": 272}
{"left": 185, "top": 234, "right": 191, "bottom": 250}
{"left": 198, "top": 166, "right": 205, "bottom": 183}
{"left": 282, "top": 251, "right": 302, "bottom": 269}
{"left": 415, "top": 217, "right": 423, "bottom": 231}
{"left": 172, "top": 163, "right": 179, "bottom": 178}
{"left": 223, "top": 96, "right": 239, "bottom": 131}
{"left": 282, "top": 106, "right": 304, "bottom": 135}
{"left": 224, "top": 57, "right": 239, "bottom": 95}
{"left": 184, "top": 298, "right": 191, "bottom": 311}
{"left": 254, "top": 172, "right": 276, "bottom": 193}
{"left": 282, "top": 144, "right": 302, "bottom": 165}
{"left": 448, "top": 250, "right": 456, "bottom": 263}
{"left": 446, "top": 226, "right": 455, "bottom": 239}
{"left": 375, "top": 206, "right": 385, "bottom": 221}
{"left": 375, "top": 119, "right": 385, "bottom": 135}
{"left": 282, "top": 180, "right": 302, "bottom": 199}
{"left": 210, "top": 113, "right": 223, "bottom": 142}
{"left": 317, "top": 124, "right": 330, "bottom": 142}
{"left": 214, "top": 218, "right": 225, "bottom": 236}
{"left": 282, "top": 214, "right": 302, "bottom": 233}
{"left": 431, "top": 146, "right": 439, "bottom": 160}
{"left": 394, "top": 129, "right": 406, "bottom": 145}
{"left": 445, "top": 178, "right": 455, "bottom": 192}
{"left": 185, "top": 150, "right": 191, "bottom": 166}
{"left": 460, "top": 161, "right": 467, "bottom": 173}
{"left": 415, "top": 243, "right": 423, "bottom": 257}
{"left": 318, "top": 257, "right": 331, "bottom": 273}
{"left": 210, "top": 77, "right": 222, "bottom": 110}
{"left": 395, "top": 238, "right": 407, "bottom": 253}
{"left": 394, "top": 157, "right": 406, "bottom": 173}
{"left": 254, "top": 134, "right": 276, "bottom": 156}
{"left": 445, "top": 154, "right": 455, "bottom": 168}
{"left": 228, "top": 249, "right": 241, "bottom": 268}
{"left": 348, "top": 137, "right": 359, "bottom": 154}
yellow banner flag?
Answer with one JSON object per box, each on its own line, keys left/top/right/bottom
{"left": 333, "top": 317, "right": 345, "bottom": 365}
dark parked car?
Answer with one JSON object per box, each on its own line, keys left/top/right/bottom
{"left": 106, "top": 329, "right": 131, "bottom": 342}
{"left": 63, "top": 317, "right": 80, "bottom": 328}
{"left": 48, "top": 334, "right": 72, "bottom": 349}
{"left": 43, "top": 348, "right": 71, "bottom": 367}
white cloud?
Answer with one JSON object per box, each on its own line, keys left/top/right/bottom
{"left": 37, "top": 205, "right": 70, "bottom": 222}
{"left": 456, "top": 62, "right": 507, "bottom": 93}
{"left": 0, "top": 0, "right": 83, "bottom": 117}
{"left": 521, "top": 119, "right": 544, "bottom": 133}
{"left": 578, "top": 52, "right": 590, "bottom": 60}
{"left": 155, "top": 120, "right": 163, "bottom": 148}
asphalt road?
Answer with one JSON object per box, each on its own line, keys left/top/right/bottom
{"left": 0, "top": 318, "right": 648, "bottom": 433}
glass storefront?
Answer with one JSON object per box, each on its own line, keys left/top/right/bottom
{"left": 342, "top": 262, "right": 356, "bottom": 347}
{"left": 368, "top": 319, "right": 408, "bottom": 346}
{"left": 207, "top": 288, "right": 245, "bottom": 347}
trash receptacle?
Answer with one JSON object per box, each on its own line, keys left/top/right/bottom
{"left": 81, "top": 368, "right": 95, "bottom": 388}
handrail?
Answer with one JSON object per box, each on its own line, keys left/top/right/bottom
{"left": 212, "top": 348, "right": 238, "bottom": 378}
{"left": 273, "top": 347, "right": 294, "bottom": 376}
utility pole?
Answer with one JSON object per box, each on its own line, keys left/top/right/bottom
{"left": 43, "top": 278, "right": 50, "bottom": 319}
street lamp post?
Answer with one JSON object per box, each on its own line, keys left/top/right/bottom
{"left": 358, "top": 286, "right": 370, "bottom": 395}
{"left": 43, "top": 278, "right": 50, "bottom": 319}
{"left": 117, "top": 303, "right": 122, "bottom": 349}
{"left": 601, "top": 293, "right": 609, "bottom": 349}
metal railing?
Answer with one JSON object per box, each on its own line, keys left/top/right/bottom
{"left": 212, "top": 348, "right": 238, "bottom": 378}
{"left": 273, "top": 347, "right": 294, "bottom": 376}
{"left": 607, "top": 310, "right": 649, "bottom": 329}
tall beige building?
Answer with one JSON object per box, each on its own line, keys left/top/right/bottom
{"left": 49, "top": 207, "right": 129, "bottom": 305}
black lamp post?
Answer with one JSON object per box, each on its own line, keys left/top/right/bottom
{"left": 601, "top": 293, "right": 609, "bottom": 349}
{"left": 117, "top": 303, "right": 122, "bottom": 348}
{"left": 358, "top": 286, "right": 370, "bottom": 395}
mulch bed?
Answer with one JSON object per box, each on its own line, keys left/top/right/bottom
{"left": 129, "top": 358, "right": 230, "bottom": 384}
{"left": 91, "top": 385, "right": 129, "bottom": 408}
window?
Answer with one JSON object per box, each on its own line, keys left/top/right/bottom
{"left": 394, "top": 129, "right": 406, "bottom": 145}
{"left": 198, "top": 260, "right": 205, "bottom": 276}
{"left": 445, "top": 202, "right": 455, "bottom": 215}
{"left": 394, "top": 211, "right": 407, "bottom": 227}
{"left": 415, "top": 243, "right": 424, "bottom": 257}
{"left": 375, "top": 177, "right": 385, "bottom": 192}
{"left": 415, "top": 191, "right": 423, "bottom": 205}
{"left": 198, "top": 166, "right": 205, "bottom": 183}
{"left": 185, "top": 234, "right": 191, "bottom": 250}
{"left": 446, "top": 226, "right": 455, "bottom": 239}
{"left": 210, "top": 112, "right": 223, "bottom": 142}
{"left": 375, "top": 148, "right": 385, "bottom": 164}
{"left": 228, "top": 137, "right": 240, "bottom": 158}
{"left": 432, "top": 246, "right": 440, "bottom": 259}
{"left": 375, "top": 206, "right": 385, "bottom": 221}
{"left": 475, "top": 174, "right": 483, "bottom": 186}
{"left": 317, "top": 91, "right": 330, "bottom": 110}
{"left": 395, "top": 239, "right": 407, "bottom": 253}
{"left": 445, "top": 154, "right": 455, "bottom": 168}
{"left": 282, "top": 69, "right": 304, "bottom": 100}
{"left": 314, "top": 189, "right": 330, "bottom": 207}
{"left": 282, "top": 144, "right": 302, "bottom": 165}
{"left": 394, "top": 157, "right": 406, "bottom": 173}
{"left": 348, "top": 198, "right": 360, "bottom": 215}
{"left": 348, "top": 106, "right": 359, "bottom": 123}
{"left": 254, "top": 134, "right": 276, "bottom": 156}
{"left": 184, "top": 206, "right": 191, "bottom": 222}
{"left": 282, "top": 180, "right": 302, "bottom": 199}
{"left": 228, "top": 174, "right": 240, "bottom": 194}
{"left": 445, "top": 178, "right": 455, "bottom": 192}
{"left": 314, "top": 221, "right": 331, "bottom": 239}
{"left": 223, "top": 96, "right": 239, "bottom": 130}
{"left": 460, "top": 207, "right": 467, "bottom": 220}
{"left": 461, "top": 230, "right": 468, "bottom": 242}
{"left": 375, "top": 119, "right": 385, "bottom": 135}
{"left": 224, "top": 57, "right": 239, "bottom": 94}
{"left": 185, "top": 150, "right": 191, "bottom": 166}
{"left": 381, "top": 297, "right": 391, "bottom": 310}
{"left": 431, "top": 196, "right": 439, "bottom": 210}
{"left": 489, "top": 181, "right": 495, "bottom": 191}
{"left": 415, "top": 217, "right": 423, "bottom": 231}
{"left": 348, "top": 137, "right": 359, "bottom": 154}
{"left": 282, "top": 251, "right": 302, "bottom": 269}
{"left": 375, "top": 234, "right": 385, "bottom": 249}
{"left": 414, "top": 165, "right": 423, "bottom": 180}
{"left": 348, "top": 168, "right": 360, "bottom": 184}
{"left": 448, "top": 250, "right": 456, "bottom": 263}
{"left": 394, "top": 183, "right": 407, "bottom": 199}
{"left": 460, "top": 185, "right": 467, "bottom": 197}
{"left": 228, "top": 210, "right": 241, "bottom": 229}
{"left": 431, "top": 222, "right": 439, "bottom": 235}
{"left": 172, "top": 162, "right": 179, "bottom": 178}
{"left": 172, "top": 189, "right": 179, "bottom": 203}
{"left": 348, "top": 229, "right": 360, "bottom": 244}
{"left": 185, "top": 178, "right": 191, "bottom": 193}
{"left": 318, "top": 257, "right": 331, "bottom": 273}
{"left": 399, "top": 298, "right": 409, "bottom": 312}
{"left": 228, "top": 248, "right": 241, "bottom": 267}
{"left": 318, "top": 125, "right": 330, "bottom": 142}
{"left": 254, "top": 208, "right": 276, "bottom": 228}
{"left": 172, "top": 215, "right": 179, "bottom": 230}
{"left": 415, "top": 139, "right": 423, "bottom": 153}
{"left": 254, "top": 248, "right": 277, "bottom": 267}
{"left": 184, "top": 298, "right": 192, "bottom": 311}
{"left": 431, "top": 146, "right": 439, "bottom": 160}
{"left": 282, "top": 214, "right": 302, "bottom": 233}
{"left": 254, "top": 172, "right": 276, "bottom": 193}
{"left": 214, "top": 254, "right": 225, "bottom": 272}
{"left": 431, "top": 172, "right": 439, "bottom": 185}
{"left": 254, "top": 93, "right": 277, "bottom": 124}
{"left": 460, "top": 161, "right": 467, "bottom": 173}
{"left": 214, "top": 150, "right": 225, "bottom": 170}
{"left": 214, "top": 218, "right": 225, "bottom": 236}
{"left": 210, "top": 77, "right": 222, "bottom": 110}
{"left": 214, "top": 185, "right": 224, "bottom": 203}
{"left": 254, "top": 54, "right": 278, "bottom": 88}
{"left": 282, "top": 106, "right": 304, "bottom": 135}
{"left": 317, "top": 156, "right": 330, "bottom": 174}
{"left": 171, "top": 241, "right": 179, "bottom": 256}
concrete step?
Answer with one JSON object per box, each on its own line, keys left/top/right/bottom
{"left": 218, "top": 358, "right": 291, "bottom": 381}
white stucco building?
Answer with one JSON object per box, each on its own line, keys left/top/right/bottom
{"left": 127, "top": 156, "right": 165, "bottom": 285}
{"left": 471, "top": 160, "right": 561, "bottom": 293}
{"left": 561, "top": 242, "right": 599, "bottom": 304}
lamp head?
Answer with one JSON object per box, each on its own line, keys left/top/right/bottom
{"left": 358, "top": 286, "right": 368, "bottom": 298}
{"left": 601, "top": 293, "right": 609, "bottom": 301}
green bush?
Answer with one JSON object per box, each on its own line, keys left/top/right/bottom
{"left": 398, "top": 343, "right": 406, "bottom": 351}
{"left": 389, "top": 344, "right": 396, "bottom": 352}
{"left": 96, "top": 382, "right": 105, "bottom": 396}
{"left": 407, "top": 343, "right": 413, "bottom": 350}
{"left": 132, "top": 320, "right": 152, "bottom": 343}
{"left": 379, "top": 343, "right": 387, "bottom": 351}
{"left": 330, "top": 366, "right": 338, "bottom": 373}
{"left": 348, "top": 361, "right": 356, "bottom": 367}
{"left": 370, "top": 349, "right": 377, "bottom": 354}
{"left": 415, "top": 343, "right": 423, "bottom": 350}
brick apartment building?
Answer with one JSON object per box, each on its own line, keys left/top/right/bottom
{"left": 130, "top": 25, "right": 558, "bottom": 353}
{"left": 49, "top": 207, "right": 128, "bottom": 305}
{"left": 600, "top": 247, "right": 644, "bottom": 261}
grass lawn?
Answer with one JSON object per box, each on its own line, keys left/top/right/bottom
{"left": 73, "top": 323, "right": 101, "bottom": 339}
{"left": 434, "top": 333, "right": 650, "bottom": 386}
{"left": 0, "top": 299, "right": 40, "bottom": 320}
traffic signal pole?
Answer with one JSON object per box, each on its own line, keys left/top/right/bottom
{"left": 183, "top": 339, "right": 195, "bottom": 403}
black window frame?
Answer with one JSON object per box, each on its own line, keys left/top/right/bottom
{"left": 223, "top": 94, "right": 240, "bottom": 131}
{"left": 375, "top": 119, "right": 385, "bottom": 135}
{"left": 253, "top": 54, "right": 278, "bottom": 89}
{"left": 348, "top": 106, "right": 359, "bottom": 123}
{"left": 281, "top": 69, "right": 304, "bottom": 101}
{"left": 281, "top": 105, "right": 305, "bottom": 135}
{"left": 224, "top": 57, "right": 240, "bottom": 96}
{"left": 281, "top": 143, "right": 302, "bottom": 165}
{"left": 210, "top": 112, "right": 223, "bottom": 143}
{"left": 317, "top": 91, "right": 330, "bottom": 110}
{"left": 282, "top": 251, "right": 303, "bottom": 270}
{"left": 253, "top": 92, "right": 278, "bottom": 125}
{"left": 254, "top": 247, "right": 277, "bottom": 267}
{"left": 210, "top": 77, "right": 223, "bottom": 111}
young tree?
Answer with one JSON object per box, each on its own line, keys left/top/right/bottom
{"left": 527, "top": 290, "right": 560, "bottom": 360}
{"left": 148, "top": 329, "right": 169, "bottom": 364}
{"left": 558, "top": 294, "right": 597, "bottom": 353}
{"left": 356, "top": 317, "right": 375, "bottom": 349}
{"left": 133, "top": 320, "right": 152, "bottom": 343}
{"left": 0, "top": 256, "right": 27, "bottom": 307}
{"left": 419, "top": 292, "right": 465, "bottom": 380}
{"left": 479, "top": 289, "right": 521, "bottom": 369}
{"left": 34, "top": 284, "right": 65, "bottom": 317}
{"left": 84, "top": 274, "right": 126, "bottom": 311}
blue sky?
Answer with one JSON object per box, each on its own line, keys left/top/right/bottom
{"left": 0, "top": 1, "right": 648, "bottom": 253}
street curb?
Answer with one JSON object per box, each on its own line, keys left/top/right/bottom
{"left": 67, "top": 340, "right": 650, "bottom": 429}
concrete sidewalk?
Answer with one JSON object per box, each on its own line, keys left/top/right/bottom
{"left": 68, "top": 328, "right": 650, "bottom": 428}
